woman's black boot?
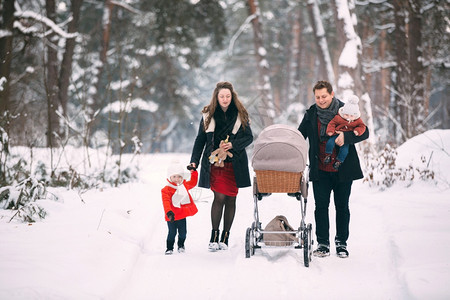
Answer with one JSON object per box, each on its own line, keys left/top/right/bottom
{"left": 208, "top": 229, "right": 220, "bottom": 252}
{"left": 219, "top": 231, "right": 230, "bottom": 250}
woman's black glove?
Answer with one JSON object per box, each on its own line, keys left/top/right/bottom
{"left": 187, "top": 164, "right": 197, "bottom": 171}
{"left": 166, "top": 211, "right": 175, "bottom": 222}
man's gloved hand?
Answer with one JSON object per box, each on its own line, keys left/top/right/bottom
{"left": 166, "top": 211, "right": 175, "bottom": 222}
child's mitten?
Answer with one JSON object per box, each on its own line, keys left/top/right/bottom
{"left": 166, "top": 211, "right": 175, "bottom": 222}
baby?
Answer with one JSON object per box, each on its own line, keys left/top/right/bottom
{"left": 324, "top": 95, "right": 366, "bottom": 170}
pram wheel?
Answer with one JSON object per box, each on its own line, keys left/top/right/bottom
{"left": 303, "top": 223, "right": 313, "bottom": 267}
{"left": 245, "top": 227, "right": 255, "bottom": 258}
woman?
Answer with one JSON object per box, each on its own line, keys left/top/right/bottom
{"left": 190, "top": 81, "right": 253, "bottom": 251}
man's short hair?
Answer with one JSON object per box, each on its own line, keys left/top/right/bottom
{"left": 313, "top": 81, "right": 333, "bottom": 94}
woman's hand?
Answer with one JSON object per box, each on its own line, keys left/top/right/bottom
{"left": 220, "top": 140, "right": 233, "bottom": 151}
{"left": 187, "top": 163, "right": 197, "bottom": 171}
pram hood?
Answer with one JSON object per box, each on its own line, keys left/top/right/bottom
{"left": 252, "top": 124, "right": 307, "bottom": 173}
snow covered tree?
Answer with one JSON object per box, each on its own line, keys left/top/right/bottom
{"left": 45, "top": 0, "right": 61, "bottom": 148}
{"left": 306, "top": 0, "right": 335, "bottom": 87}
{"left": 390, "top": 0, "right": 430, "bottom": 141}
{"left": 332, "top": 0, "right": 375, "bottom": 151}
{"left": 90, "top": 0, "right": 114, "bottom": 130}
{"left": 58, "top": 0, "right": 83, "bottom": 118}
{"left": 82, "top": 0, "right": 227, "bottom": 152}
{"left": 2, "top": 0, "right": 449, "bottom": 155}
{"left": 246, "top": 0, "right": 274, "bottom": 128}
{"left": 3, "top": 1, "right": 79, "bottom": 148}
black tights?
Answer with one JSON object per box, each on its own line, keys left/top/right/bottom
{"left": 211, "top": 191, "right": 236, "bottom": 232}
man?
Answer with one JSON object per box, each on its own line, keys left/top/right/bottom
{"left": 298, "top": 81, "right": 368, "bottom": 258}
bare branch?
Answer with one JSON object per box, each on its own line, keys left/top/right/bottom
{"left": 228, "top": 14, "right": 256, "bottom": 56}
{"left": 110, "top": 1, "right": 140, "bottom": 14}
{"left": 14, "top": 10, "right": 78, "bottom": 39}
{"left": 374, "top": 104, "right": 407, "bottom": 140}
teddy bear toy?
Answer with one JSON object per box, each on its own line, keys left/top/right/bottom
{"left": 208, "top": 135, "right": 233, "bottom": 167}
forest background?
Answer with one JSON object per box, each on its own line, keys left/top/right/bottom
{"left": 0, "top": 0, "right": 449, "bottom": 192}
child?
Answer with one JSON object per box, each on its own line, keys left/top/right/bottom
{"left": 161, "top": 160, "right": 198, "bottom": 255}
{"left": 325, "top": 95, "right": 367, "bottom": 170}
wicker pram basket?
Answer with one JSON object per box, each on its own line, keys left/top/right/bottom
{"left": 252, "top": 124, "right": 307, "bottom": 193}
{"left": 254, "top": 170, "right": 302, "bottom": 193}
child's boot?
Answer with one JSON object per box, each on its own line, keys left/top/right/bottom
{"left": 178, "top": 238, "right": 186, "bottom": 253}
{"left": 165, "top": 240, "right": 174, "bottom": 255}
{"left": 208, "top": 229, "right": 220, "bottom": 251}
{"left": 333, "top": 160, "right": 342, "bottom": 170}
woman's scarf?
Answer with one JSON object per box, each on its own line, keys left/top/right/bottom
{"left": 213, "top": 103, "right": 238, "bottom": 147}
{"left": 167, "top": 181, "right": 190, "bottom": 208}
{"left": 316, "top": 97, "right": 340, "bottom": 141}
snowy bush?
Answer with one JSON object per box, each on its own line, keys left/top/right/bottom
{"left": 10, "top": 157, "right": 31, "bottom": 182}
{"left": 101, "top": 160, "right": 139, "bottom": 187}
{"left": 0, "top": 177, "right": 56, "bottom": 222}
{"left": 4, "top": 145, "right": 140, "bottom": 190}
{"left": 0, "top": 145, "right": 140, "bottom": 223}
{"left": 33, "top": 161, "right": 95, "bottom": 190}
{"left": 364, "top": 144, "right": 435, "bottom": 190}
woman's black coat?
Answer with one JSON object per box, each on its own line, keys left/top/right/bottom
{"left": 298, "top": 100, "right": 369, "bottom": 182}
{"left": 190, "top": 116, "right": 253, "bottom": 189}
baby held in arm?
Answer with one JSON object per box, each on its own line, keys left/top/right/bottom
{"left": 324, "top": 95, "right": 366, "bottom": 170}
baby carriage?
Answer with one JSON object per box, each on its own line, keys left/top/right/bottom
{"left": 245, "top": 124, "right": 313, "bottom": 267}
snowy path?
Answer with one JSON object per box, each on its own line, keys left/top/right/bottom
{"left": 96, "top": 154, "right": 449, "bottom": 299}
{"left": 1, "top": 153, "right": 449, "bottom": 299}
{"left": 111, "top": 183, "right": 407, "bottom": 299}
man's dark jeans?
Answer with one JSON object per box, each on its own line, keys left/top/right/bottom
{"left": 312, "top": 170, "right": 352, "bottom": 247}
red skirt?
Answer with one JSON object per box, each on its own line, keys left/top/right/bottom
{"left": 210, "top": 162, "right": 238, "bottom": 196}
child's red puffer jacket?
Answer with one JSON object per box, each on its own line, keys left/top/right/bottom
{"left": 161, "top": 170, "right": 198, "bottom": 221}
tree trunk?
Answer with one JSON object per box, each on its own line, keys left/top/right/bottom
{"left": 379, "top": 30, "right": 389, "bottom": 110}
{"left": 392, "top": 0, "right": 410, "bottom": 141}
{"left": 45, "top": 0, "right": 60, "bottom": 147}
{"left": 247, "top": 0, "right": 274, "bottom": 127}
{"left": 361, "top": 19, "right": 373, "bottom": 101}
{"left": 0, "top": 0, "right": 15, "bottom": 123}
{"left": 91, "top": 0, "right": 114, "bottom": 130}
{"left": 306, "top": 0, "right": 335, "bottom": 88}
{"left": 332, "top": 0, "right": 359, "bottom": 96}
{"left": 58, "top": 0, "right": 83, "bottom": 117}
{"left": 408, "top": 0, "right": 426, "bottom": 136}
{"left": 292, "top": 5, "right": 303, "bottom": 104}
{"left": 282, "top": 11, "right": 294, "bottom": 111}
{"left": 331, "top": 0, "right": 346, "bottom": 83}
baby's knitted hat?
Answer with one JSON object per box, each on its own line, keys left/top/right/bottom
{"left": 340, "top": 95, "right": 361, "bottom": 118}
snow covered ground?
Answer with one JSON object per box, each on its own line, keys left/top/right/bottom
{"left": 1, "top": 130, "right": 449, "bottom": 299}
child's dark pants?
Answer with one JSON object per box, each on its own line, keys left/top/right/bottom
{"left": 166, "top": 218, "right": 187, "bottom": 250}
